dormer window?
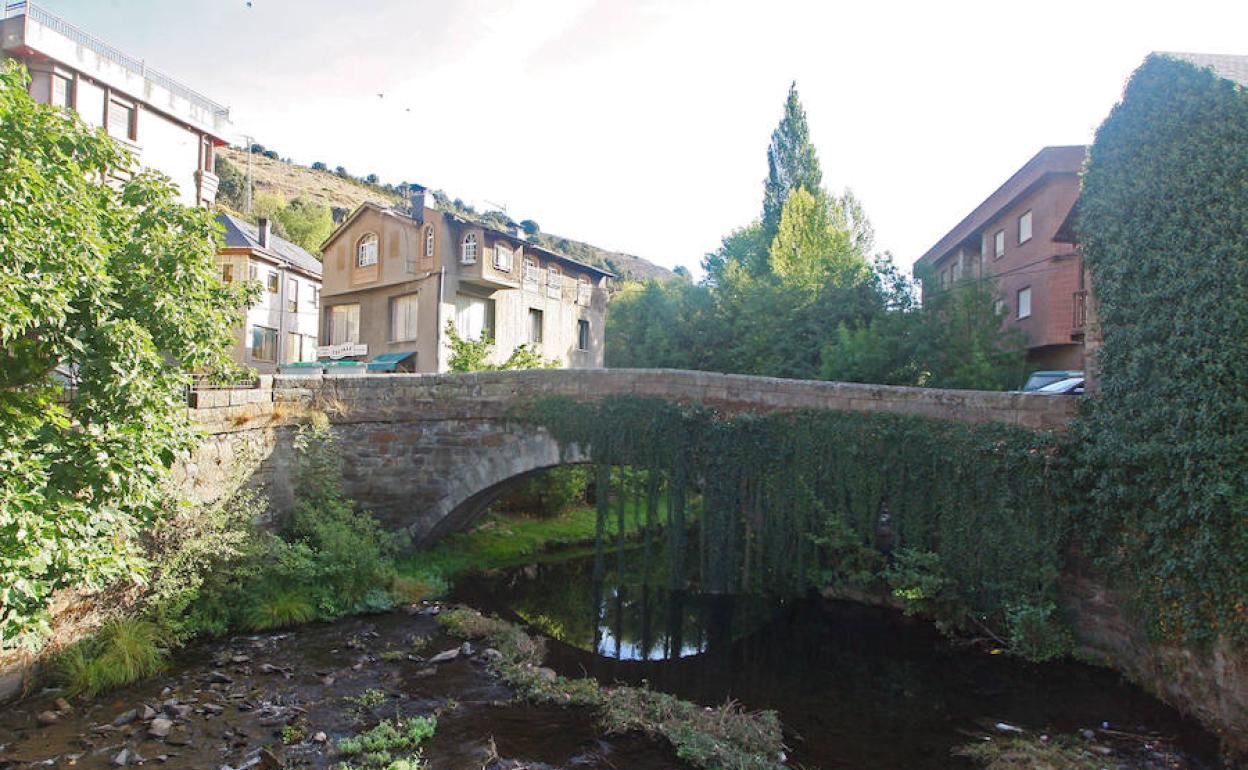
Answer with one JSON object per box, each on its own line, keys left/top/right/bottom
{"left": 424, "top": 226, "right": 435, "bottom": 258}
{"left": 357, "top": 233, "right": 379, "bottom": 267}
{"left": 494, "top": 243, "right": 513, "bottom": 272}
{"left": 462, "top": 233, "right": 478, "bottom": 264}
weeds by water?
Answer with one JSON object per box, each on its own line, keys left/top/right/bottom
{"left": 437, "top": 607, "right": 786, "bottom": 770}
{"left": 336, "top": 716, "right": 437, "bottom": 768}
{"left": 52, "top": 618, "right": 168, "bottom": 697}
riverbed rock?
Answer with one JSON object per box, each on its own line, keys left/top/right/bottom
{"left": 164, "top": 702, "right": 191, "bottom": 719}
{"left": 258, "top": 747, "right": 282, "bottom": 769}
{"left": 35, "top": 710, "right": 59, "bottom": 727}
{"left": 482, "top": 648, "right": 503, "bottom": 664}
{"left": 112, "top": 747, "right": 135, "bottom": 766}
{"left": 427, "top": 648, "right": 461, "bottom": 665}
{"left": 54, "top": 697, "right": 73, "bottom": 713}
{"left": 311, "top": 731, "right": 327, "bottom": 744}
{"left": 208, "top": 671, "right": 233, "bottom": 684}
{"left": 459, "top": 642, "right": 475, "bottom": 656}
{"left": 140, "top": 704, "right": 157, "bottom": 721}
{"left": 148, "top": 717, "right": 173, "bottom": 738}
{"left": 113, "top": 709, "right": 138, "bottom": 726}
{"left": 535, "top": 667, "right": 558, "bottom": 683}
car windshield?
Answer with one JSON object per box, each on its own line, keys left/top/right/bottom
{"left": 1023, "top": 374, "right": 1066, "bottom": 391}
{"left": 1037, "top": 377, "right": 1083, "bottom": 393}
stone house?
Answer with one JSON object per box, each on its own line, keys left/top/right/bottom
{"left": 318, "top": 190, "right": 612, "bottom": 372}
{"left": 2, "top": 1, "right": 229, "bottom": 207}
{"left": 215, "top": 214, "right": 323, "bottom": 373}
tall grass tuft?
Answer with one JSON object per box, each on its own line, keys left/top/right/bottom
{"left": 53, "top": 618, "right": 169, "bottom": 697}
{"left": 245, "top": 589, "right": 318, "bottom": 631}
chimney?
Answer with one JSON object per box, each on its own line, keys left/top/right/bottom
{"left": 258, "top": 217, "right": 271, "bottom": 249}
{"left": 406, "top": 183, "right": 427, "bottom": 225}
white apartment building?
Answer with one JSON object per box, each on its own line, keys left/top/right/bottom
{"left": 2, "top": 1, "right": 229, "bottom": 207}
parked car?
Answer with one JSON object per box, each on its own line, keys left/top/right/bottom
{"left": 1019, "top": 370, "right": 1083, "bottom": 392}
{"left": 1033, "top": 376, "right": 1085, "bottom": 395}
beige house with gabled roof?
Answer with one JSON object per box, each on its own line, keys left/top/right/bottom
{"left": 318, "top": 188, "right": 612, "bottom": 372}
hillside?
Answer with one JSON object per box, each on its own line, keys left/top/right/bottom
{"left": 217, "top": 147, "right": 672, "bottom": 281}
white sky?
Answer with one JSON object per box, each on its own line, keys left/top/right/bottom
{"left": 39, "top": 0, "right": 1248, "bottom": 276}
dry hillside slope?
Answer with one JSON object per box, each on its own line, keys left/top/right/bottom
{"left": 219, "top": 147, "right": 672, "bottom": 281}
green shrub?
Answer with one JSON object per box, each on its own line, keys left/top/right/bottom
{"left": 245, "top": 589, "right": 318, "bottom": 631}
{"left": 336, "top": 717, "right": 436, "bottom": 767}
{"left": 494, "top": 466, "right": 589, "bottom": 518}
{"left": 882, "top": 549, "right": 966, "bottom": 633}
{"left": 1005, "top": 601, "right": 1072, "bottom": 662}
{"left": 53, "top": 618, "right": 168, "bottom": 697}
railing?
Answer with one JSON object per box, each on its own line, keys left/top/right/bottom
{"left": 1072, "top": 290, "right": 1088, "bottom": 333}
{"left": 184, "top": 373, "right": 260, "bottom": 406}
{"left": 4, "top": 2, "right": 230, "bottom": 121}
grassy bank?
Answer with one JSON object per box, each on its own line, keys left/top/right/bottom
{"left": 398, "top": 494, "right": 667, "bottom": 587}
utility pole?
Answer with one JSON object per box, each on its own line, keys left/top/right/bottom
{"left": 240, "top": 133, "right": 254, "bottom": 215}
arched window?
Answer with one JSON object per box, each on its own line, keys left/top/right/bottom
{"left": 424, "top": 226, "right": 435, "bottom": 258}
{"left": 357, "top": 233, "right": 379, "bottom": 267}
{"left": 461, "top": 233, "right": 478, "bottom": 264}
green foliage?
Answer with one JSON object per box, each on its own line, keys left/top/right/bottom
{"left": 245, "top": 589, "right": 318, "bottom": 631}
{"left": 277, "top": 196, "right": 335, "bottom": 254}
{"left": 347, "top": 688, "right": 386, "bottom": 708}
{"left": 1075, "top": 54, "right": 1248, "bottom": 645}
{"left": 214, "top": 154, "right": 247, "bottom": 211}
{"left": 821, "top": 275, "right": 1028, "bottom": 390}
{"left": 768, "top": 187, "right": 870, "bottom": 289}
{"left": 445, "top": 321, "right": 556, "bottom": 372}
{"left": 0, "top": 62, "right": 253, "bottom": 652}
{"left": 762, "top": 81, "right": 823, "bottom": 237}
{"left": 52, "top": 617, "right": 168, "bottom": 697}
{"left": 336, "top": 716, "right": 436, "bottom": 768}
{"left": 494, "top": 467, "right": 589, "bottom": 518}
{"left": 1005, "top": 601, "right": 1072, "bottom": 662}
{"left": 524, "top": 396, "right": 1072, "bottom": 652}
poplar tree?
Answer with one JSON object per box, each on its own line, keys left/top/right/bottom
{"left": 761, "top": 82, "right": 823, "bottom": 237}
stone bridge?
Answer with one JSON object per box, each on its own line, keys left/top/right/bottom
{"left": 181, "top": 369, "right": 1075, "bottom": 543}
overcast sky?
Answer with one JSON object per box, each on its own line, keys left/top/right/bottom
{"left": 37, "top": 0, "right": 1248, "bottom": 275}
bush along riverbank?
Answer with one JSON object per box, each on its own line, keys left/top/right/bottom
{"left": 437, "top": 606, "right": 787, "bottom": 770}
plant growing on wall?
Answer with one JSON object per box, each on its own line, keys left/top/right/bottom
{"left": 0, "top": 62, "right": 254, "bottom": 652}
{"left": 1075, "top": 54, "right": 1248, "bottom": 645}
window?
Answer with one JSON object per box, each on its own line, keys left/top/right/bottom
{"left": 461, "top": 233, "right": 478, "bottom": 264}
{"left": 994, "top": 299, "right": 1006, "bottom": 316}
{"left": 994, "top": 230, "right": 1006, "bottom": 259}
{"left": 265, "top": 271, "right": 279, "bottom": 294}
{"left": 940, "top": 269, "right": 949, "bottom": 290}
{"left": 1018, "top": 210, "right": 1033, "bottom": 244}
{"left": 248, "top": 263, "right": 258, "bottom": 282}
{"left": 454, "top": 295, "right": 494, "bottom": 341}
{"left": 220, "top": 264, "right": 234, "bottom": 283}
{"left": 286, "top": 277, "right": 298, "bottom": 312}
{"left": 312, "top": 287, "right": 320, "bottom": 309}
{"left": 302, "top": 335, "right": 318, "bottom": 363}
{"left": 250, "top": 325, "right": 278, "bottom": 362}
{"left": 546, "top": 265, "right": 561, "bottom": 299}
{"left": 523, "top": 258, "right": 540, "bottom": 290}
{"left": 106, "top": 97, "right": 136, "bottom": 141}
{"left": 529, "top": 308, "right": 544, "bottom": 345}
{"left": 1017, "top": 287, "right": 1032, "bottom": 319}
{"left": 577, "top": 276, "right": 592, "bottom": 306}
{"left": 424, "top": 226, "right": 435, "bottom": 258}
{"left": 494, "top": 243, "right": 513, "bottom": 272}
{"left": 357, "top": 233, "right": 379, "bottom": 267}
{"left": 286, "top": 332, "right": 301, "bottom": 364}
{"left": 577, "top": 319, "right": 590, "bottom": 351}
{"left": 50, "top": 72, "right": 73, "bottom": 109}
{"left": 328, "top": 304, "right": 360, "bottom": 345}
{"left": 391, "top": 293, "right": 418, "bottom": 341}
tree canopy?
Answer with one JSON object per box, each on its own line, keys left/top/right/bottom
{"left": 0, "top": 63, "right": 252, "bottom": 651}
{"left": 761, "top": 82, "right": 823, "bottom": 237}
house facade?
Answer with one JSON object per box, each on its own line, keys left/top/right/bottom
{"left": 319, "top": 191, "right": 612, "bottom": 372}
{"left": 215, "top": 214, "right": 322, "bottom": 373}
{"left": 1, "top": 2, "right": 229, "bottom": 207}
{"left": 914, "top": 145, "right": 1088, "bottom": 371}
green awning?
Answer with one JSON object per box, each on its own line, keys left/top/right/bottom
{"left": 367, "top": 352, "right": 417, "bottom": 371}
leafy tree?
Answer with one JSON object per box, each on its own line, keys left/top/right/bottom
{"left": 335, "top": 166, "right": 348, "bottom": 177}
{"left": 768, "top": 187, "right": 870, "bottom": 289}
{"left": 0, "top": 62, "right": 253, "bottom": 651}
{"left": 252, "top": 191, "right": 288, "bottom": 235}
{"left": 445, "top": 322, "right": 556, "bottom": 372}
{"left": 761, "top": 81, "right": 823, "bottom": 237}
{"left": 311, "top": 161, "right": 327, "bottom": 171}
{"left": 520, "top": 219, "right": 540, "bottom": 236}
{"left": 214, "top": 154, "right": 247, "bottom": 212}
{"left": 276, "top": 196, "right": 334, "bottom": 254}
{"left": 365, "top": 173, "right": 379, "bottom": 185}
{"left": 1075, "top": 54, "right": 1248, "bottom": 644}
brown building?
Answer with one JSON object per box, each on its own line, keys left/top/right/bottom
{"left": 318, "top": 188, "right": 612, "bottom": 372}
{"left": 914, "top": 146, "right": 1088, "bottom": 371}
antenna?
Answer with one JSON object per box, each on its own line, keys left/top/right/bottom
{"left": 239, "top": 133, "right": 255, "bottom": 215}
{"left": 484, "top": 199, "right": 508, "bottom": 214}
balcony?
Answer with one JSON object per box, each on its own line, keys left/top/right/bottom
{"left": 1072, "top": 290, "right": 1088, "bottom": 338}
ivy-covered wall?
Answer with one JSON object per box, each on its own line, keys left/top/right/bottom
{"left": 1076, "top": 54, "right": 1248, "bottom": 646}
{"left": 525, "top": 395, "right": 1073, "bottom": 659}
